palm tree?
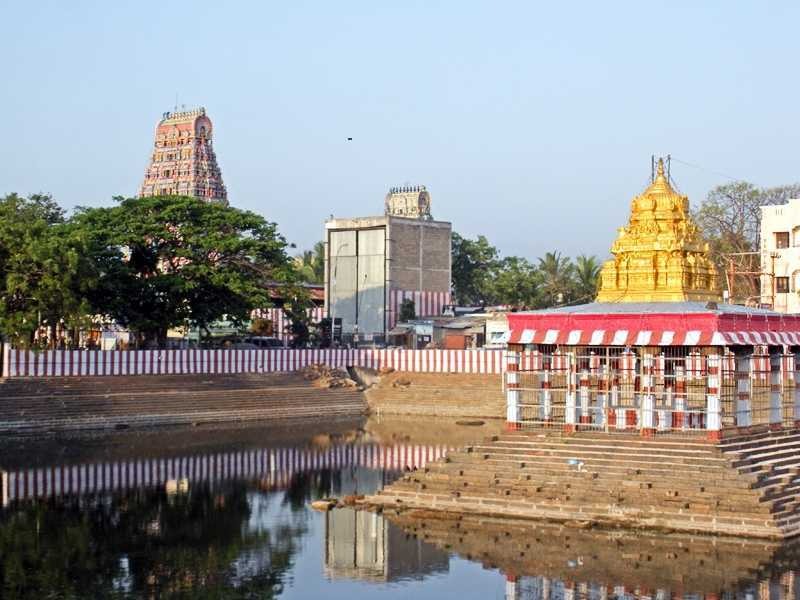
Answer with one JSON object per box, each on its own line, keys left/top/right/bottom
{"left": 573, "top": 254, "right": 601, "bottom": 303}
{"left": 293, "top": 242, "right": 325, "bottom": 284}
{"left": 537, "top": 251, "right": 574, "bottom": 307}
{"left": 293, "top": 251, "right": 316, "bottom": 283}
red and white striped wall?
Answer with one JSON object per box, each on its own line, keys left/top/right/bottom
{"left": 0, "top": 442, "right": 452, "bottom": 506}
{"left": 250, "top": 306, "right": 326, "bottom": 345}
{"left": 389, "top": 289, "right": 450, "bottom": 329}
{"left": 1, "top": 344, "right": 507, "bottom": 378}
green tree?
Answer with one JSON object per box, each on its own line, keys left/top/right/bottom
{"left": 490, "top": 256, "right": 540, "bottom": 307}
{"left": 294, "top": 241, "right": 325, "bottom": 285}
{"left": 72, "top": 195, "right": 293, "bottom": 347}
{"left": 451, "top": 232, "right": 499, "bottom": 305}
{"left": 693, "top": 181, "right": 800, "bottom": 300}
{"left": 0, "top": 194, "right": 93, "bottom": 347}
{"left": 280, "top": 282, "right": 316, "bottom": 347}
{"left": 572, "top": 254, "right": 601, "bottom": 303}
{"left": 537, "top": 251, "right": 574, "bottom": 307}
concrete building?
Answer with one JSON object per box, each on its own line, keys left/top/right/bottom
{"left": 139, "top": 107, "right": 227, "bottom": 203}
{"left": 761, "top": 198, "right": 800, "bottom": 313}
{"left": 324, "top": 186, "right": 451, "bottom": 343}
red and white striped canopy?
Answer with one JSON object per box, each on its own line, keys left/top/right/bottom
{"left": 507, "top": 303, "right": 800, "bottom": 347}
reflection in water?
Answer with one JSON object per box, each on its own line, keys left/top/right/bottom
{"left": 0, "top": 439, "right": 448, "bottom": 599}
{"left": 1, "top": 442, "right": 451, "bottom": 505}
{"left": 383, "top": 510, "right": 800, "bottom": 599}
{"left": 0, "top": 481, "right": 302, "bottom": 598}
{"left": 325, "top": 507, "right": 448, "bottom": 582}
{"left": 4, "top": 425, "right": 800, "bottom": 598}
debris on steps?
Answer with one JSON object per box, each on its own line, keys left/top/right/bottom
{"left": 310, "top": 499, "right": 338, "bottom": 512}
{"left": 300, "top": 364, "right": 360, "bottom": 389}
{"left": 309, "top": 494, "right": 366, "bottom": 511}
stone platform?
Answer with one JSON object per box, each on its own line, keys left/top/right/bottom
{"left": 366, "top": 428, "right": 800, "bottom": 539}
{"left": 365, "top": 371, "right": 505, "bottom": 419}
{"left": 0, "top": 373, "right": 367, "bottom": 433}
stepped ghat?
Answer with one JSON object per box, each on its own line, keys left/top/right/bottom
{"left": 368, "top": 158, "right": 800, "bottom": 538}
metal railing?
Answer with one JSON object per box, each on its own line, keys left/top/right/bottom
{"left": 505, "top": 349, "right": 799, "bottom": 436}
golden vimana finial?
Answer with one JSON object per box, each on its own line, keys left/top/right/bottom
{"left": 595, "top": 157, "right": 721, "bottom": 303}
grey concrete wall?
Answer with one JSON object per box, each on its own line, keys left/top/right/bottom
{"left": 388, "top": 218, "right": 451, "bottom": 294}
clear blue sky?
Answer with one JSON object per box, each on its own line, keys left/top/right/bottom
{"left": 2, "top": 1, "right": 799, "bottom": 261}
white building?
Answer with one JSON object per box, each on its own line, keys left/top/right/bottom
{"left": 760, "top": 198, "right": 800, "bottom": 313}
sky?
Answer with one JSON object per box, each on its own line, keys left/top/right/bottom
{"left": 2, "top": 1, "right": 799, "bottom": 261}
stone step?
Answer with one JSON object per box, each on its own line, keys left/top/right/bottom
{"left": 491, "top": 436, "right": 721, "bottom": 454}
{"left": 502, "top": 431, "right": 716, "bottom": 449}
{"left": 719, "top": 430, "right": 800, "bottom": 452}
{"left": 427, "top": 455, "right": 753, "bottom": 487}
{"left": 447, "top": 450, "right": 735, "bottom": 475}
{"left": 731, "top": 448, "right": 800, "bottom": 473}
{"left": 0, "top": 375, "right": 367, "bottom": 432}
{"left": 409, "top": 471, "right": 767, "bottom": 511}
{"left": 425, "top": 462, "right": 757, "bottom": 493}
{"left": 472, "top": 443, "right": 726, "bottom": 465}
{"left": 371, "top": 489, "right": 780, "bottom": 537}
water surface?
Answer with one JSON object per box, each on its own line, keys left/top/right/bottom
{"left": 0, "top": 416, "right": 797, "bottom": 599}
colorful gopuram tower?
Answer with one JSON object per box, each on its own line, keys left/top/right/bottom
{"left": 596, "top": 158, "right": 720, "bottom": 302}
{"left": 138, "top": 107, "right": 227, "bottom": 204}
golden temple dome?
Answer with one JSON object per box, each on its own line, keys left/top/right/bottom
{"left": 595, "top": 158, "right": 721, "bottom": 303}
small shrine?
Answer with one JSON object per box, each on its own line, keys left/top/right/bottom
{"left": 596, "top": 159, "right": 720, "bottom": 302}
{"left": 371, "top": 158, "right": 800, "bottom": 540}
{"left": 504, "top": 158, "right": 800, "bottom": 440}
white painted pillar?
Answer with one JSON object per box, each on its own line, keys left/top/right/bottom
{"left": 505, "top": 351, "right": 520, "bottom": 426}
{"left": 540, "top": 370, "right": 551, "bottom": 420}
{"left": 707, "top": 354, "right": 721, "bottom": 442}
{"left": 737, "top": 355, "right": 752, "bottom": 427}
{"left": 565, "top": 361, "right": 577, "bottom": 432}
{"left": 782, "top": 352, "right": 795, "bottom": 428}
{"left": 579, "top": 369, "right": 590, "bottom": 424}
{"left": 505, "top": 575, "right": 519, "bottom": 600}
{"left": 1, "top": 343, "right": 10, "bottom": 378}
{"left": 673, "top": 365, "right": 686, "bottom": 429}
{"left": 661, "top": 385, "right": 673, "bottom": 432}
{"left": 641, "top": 353, "right": 655, "bottom": 435}
{"left": 612, "top": 374, "right": 625, "bottom": 430}
{"left": 795, "top": 352, "right": 800, "bottom": 426}
{"left": 771, "top": 354, "right": 783, "bottom": 427}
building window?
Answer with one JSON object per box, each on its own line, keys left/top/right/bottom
{"left": 776, "top": 232, "right": 790, "bottom": 248}
{"left": 776, "top": 276, "right": 790, "bottom": 293}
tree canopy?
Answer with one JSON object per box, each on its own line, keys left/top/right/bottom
{"left": 0, "top": 194, "right": 296, "bottom": 347}
{"left": 294, "top": 241, "right": 325, "bottom": 285}
{"left": 0, "top": 194, "right": 94, "bottom": 347}
{"left": 693, "top": 181, "right": 800, "bottom": 301}
{"left": 450, "top": 232, "right": 601, "bottom": 309}
{"left": 71, "top": 195, "right": 294, "bottom": 346}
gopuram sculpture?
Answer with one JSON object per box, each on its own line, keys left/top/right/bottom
{"left": 139, "top": 107, "right": 227, "bottom": 204}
